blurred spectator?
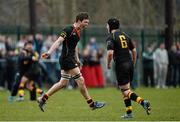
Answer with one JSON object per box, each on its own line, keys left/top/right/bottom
{"left": 0, "top": 35, "right": 6, "bottom": 90}
{"left": 130, "top": 41, "right": 139, "bottom": 89}
{"left": 40, "top": 35, "right": 59, "bottom": 86}
{"left": 177, "top": 42, "right": 180, "bottom": 87}
{"left": 166, "top": 44, "right": 179, "bottom": 87}
{"left": 5, "top": 37, "right": 16, "bottom": 51}
{"left": 51, "top": 35, "right": 61, "bottom": 60}
{"left": 153, "top": 43, "right": 169, "bottom": 89}
{"left": 81, "top": 46, "right": 96, "bottom": 87}
{"left": 16, "top": 35, "right": 27, "bottom": 51}
{"left": 83, "top": 37, "right": 105, "bottom": 87}
{"left": 5, "top": 37, "right": 17, "bottom": 91}
{"left": 34, "top": 33, "right": 44, "bottom": 54}
{"left": 27, "top": 34, "right": 34, "bottom": 42}
{"left": 41, "top": 35, "right": 53, "bottom": 55}
{"left": 0, "top": 35, "right": 6, "bottom": 58}
{"left": 142, "top": 44, "right": 154, "bottom": 87}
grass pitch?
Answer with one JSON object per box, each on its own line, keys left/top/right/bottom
{"left": 0, "top": 87, "right": 180, "bottom": 121}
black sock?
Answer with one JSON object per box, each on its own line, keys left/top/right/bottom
{"left": 128, "top": 92, "right": 144, "bottom": 104}
{"left": 124, "top": 97, "right": 132, "bottom": 114}
{"left": 30, "top": 87, "right": 36, "bottom": 100}
{"left": 87, "top": 99, "right": 94, "bottom": 108}
{"left": 42, "top": 94, "right": 49, "bottom": 102}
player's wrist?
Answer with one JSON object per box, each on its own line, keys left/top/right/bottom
{"left": 77, "top": 61, "right": 82, "bottom": 67}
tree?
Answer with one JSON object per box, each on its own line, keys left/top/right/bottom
{"left": 29, "top": 0, "right": 36, "bottom": 36}
{"left": 165, "top": 0, "right": 176, "bottom": 50}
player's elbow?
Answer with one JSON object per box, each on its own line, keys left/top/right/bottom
{"left": 57, "top": 36, "right": 64, "bottom": 44}
{"left": 132, "top": 48, "right": 136, "bottom": 53}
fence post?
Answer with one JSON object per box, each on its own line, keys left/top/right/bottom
{"left": 141, "top": 29, "right": 145, "bottom": 53}
{"left": 158, "top": 30, "right": 163, "bottom": 43}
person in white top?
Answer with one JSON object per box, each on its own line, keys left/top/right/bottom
{"left": 153, "top": 43, "right": 169, "bottom": 88}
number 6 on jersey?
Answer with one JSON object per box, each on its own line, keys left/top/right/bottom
{"left": 119, "top": 35, "right": 128, "bottom": 48}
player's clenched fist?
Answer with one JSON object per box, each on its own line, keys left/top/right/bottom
{"left": 41, "top": 52, "right": 50, "bottom": 59}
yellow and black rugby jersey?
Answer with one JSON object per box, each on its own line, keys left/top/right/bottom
{"left": 18, "top": 49, "right": 39, "bottom": 71}
{"left": 106, "top": 30, "right": 135, "bottom": 63}
{"left": 60, "top": 26, "right": 81, "bottom": 58}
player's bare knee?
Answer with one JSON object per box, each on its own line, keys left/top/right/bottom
{"left": 121, "top": 88, "right": 131, "bottom": 97}
{"left": 73, "top": 73, "right": 84, "bottom": 87}
{"left": 76, "top": 77, "right": 85, "bottom": 87}
{"left": 60, "top": 72, "right": 71, "bottom": 87}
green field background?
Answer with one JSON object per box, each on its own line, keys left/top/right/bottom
{"left": 1, "top": 87, "right": 180, "bottom": 121}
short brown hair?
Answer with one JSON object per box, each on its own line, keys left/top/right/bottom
{"left": 76, "top": 12, "right": 89, "bottom": 22}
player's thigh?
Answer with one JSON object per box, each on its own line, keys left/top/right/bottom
{"left": 21, "top": 75, "right": 28, "bottom": 82}
{"left": 61, "top": 70, "right": 71, "bottom": 81}
{"left": 119, "top": 82, "right": 131, "bottom": 96}
{"left": 67, "top": 67, "right": 81, "bottom": 76}
{"left": 119, "top": 82, "right": 130, "bottom": 90}
{"left": 68, "top": 67, "right": 84, "bottom": 85}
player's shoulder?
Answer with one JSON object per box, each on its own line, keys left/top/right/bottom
{"left": 121, "top": 31, "right": 131, "bottom": 39}
{"left": 106, "top": 33, "right": 113, "bottom": 42}
{"left": 63, "top": 25, "right": 74, "bottom": 33}
{"left": 60, "top": 26, "right": 73, "bottom": 38}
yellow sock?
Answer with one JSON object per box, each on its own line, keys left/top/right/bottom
{"left": 18, "top": 89, "right": 25, "bottom": 97}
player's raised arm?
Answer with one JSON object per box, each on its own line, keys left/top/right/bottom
{"left": 41, "top": 36, "right": 64, "bottom": 59}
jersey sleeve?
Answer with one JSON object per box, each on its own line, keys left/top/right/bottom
{"left": 106, "top": 35, "right": 114, "bottom": 50}
{"left": 59, "top": 27, "right": 72, "bottom": 39}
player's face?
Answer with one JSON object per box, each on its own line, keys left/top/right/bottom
{"left": 25, "top": 44, "right": 33, "bottom": 51}
{"left": 80, "top": 19, "right": 89, "bottom": 29}
{"left": 106, "top": 24, "right": 110, "bottom": 33}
